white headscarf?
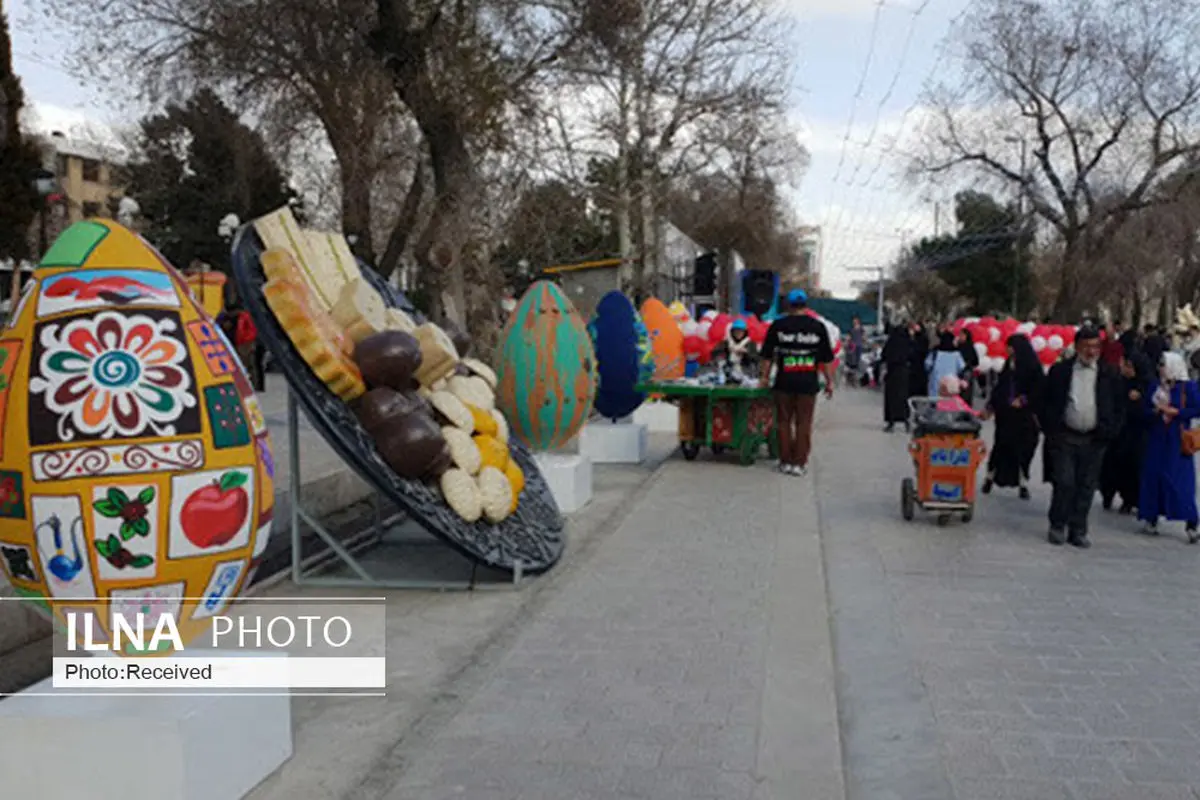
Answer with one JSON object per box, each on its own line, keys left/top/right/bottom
{"left": 1162, "top": 351, "right": 1189, "bottom": 382}
{"left": 1154, "top": 351, "right": 1190, "bottom": 408}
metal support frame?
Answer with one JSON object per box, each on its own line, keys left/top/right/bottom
{"left": 285, "top": 390, "right": 524, "bottom": 591}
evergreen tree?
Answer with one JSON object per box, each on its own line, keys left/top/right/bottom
{"left": 0, "top": 11, "right": 43, "bottom": 261}
{"left": 122, "top": 88, "right": 296, "bottom": 271}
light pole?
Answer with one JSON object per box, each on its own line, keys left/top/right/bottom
{"left": 1005, "top": 135, "right": 1029, "bottom": 317}
{"left": 848, "top": 265, "right": 886, "bottom": 332}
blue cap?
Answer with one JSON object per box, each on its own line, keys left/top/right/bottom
{"left": 787, "top": 289, "right": 808, "bottom": 306}
{"left": 731, "top": 319, "right": 748, "bottom": 331}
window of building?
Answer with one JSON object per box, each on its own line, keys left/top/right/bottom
{"left": 56, "top": 154, "right": 69, "bottom": 180}
{"left": 82, "top": 201, "right": 102, "bottom": 219}
{"left": 81, "top": 159, "right": 101, "bottom": 183}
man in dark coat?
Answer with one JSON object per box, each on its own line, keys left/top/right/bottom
{"left": 1037, "top": 327, "right": 1127, "bottom": 548}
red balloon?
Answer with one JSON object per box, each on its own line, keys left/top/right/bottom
{"left": 1002, "top": 318, "right": 1020, "bottom": 333}
{"left": 709, "top": 314, "right": 732, "bottom": 343}
{"left": 987, "top": 340, "right": 1007, "bottom": 358}
{"left": 1033, "top": 324, "right": 1050, "bottom": 338}
{"left": 1038, "top": 347, "right": 1058, "bottom": 366}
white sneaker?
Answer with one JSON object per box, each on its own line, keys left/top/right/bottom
{"left": 795, "top": 465, "right": 808, "bottom": 477}
{"left": 777, "top": 462, "right": 790, "bottom": 475}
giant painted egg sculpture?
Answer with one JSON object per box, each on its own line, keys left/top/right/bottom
{"left": 0, "top": 220, "right": 274, "bottom": 654}
{"left": 588, "top": 291, "right": 654, "bottom": 420}
{"left": 496, "top": 281, "right": 596, "bottom": 450}
{"left": 640, "top": 297, "right": 684, "bottom": 380}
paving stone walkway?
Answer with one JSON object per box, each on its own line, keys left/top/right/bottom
{"left": 362, "top": 453, "right": 844, "bottom": 800}
{"left": 817, "top": 388, "right": 1200, "bottom": 800}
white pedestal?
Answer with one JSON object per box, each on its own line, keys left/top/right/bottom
{"left": 579, "top": 421, "right": 648, "bottom": 464}
{"left": 533, "top": 452, "right": 593, "bottom": 514}
{"left": 634, "top": 401, "right": 680, "bottom": 433}
{"left": 0, "top": 651, "right": 292, "bottom": 800}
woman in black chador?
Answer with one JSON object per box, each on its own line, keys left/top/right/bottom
{"left": 1100, "top": 333, "right": 1150, "bottom": 514}
{"left": 908, "top": 323, "right": 930, "bottom": 403}
{"left": 982, "top": 334, "right": 1044, "bottom": 499}
{"left": 882, "top": 325, "right": 912, "bottom": 432}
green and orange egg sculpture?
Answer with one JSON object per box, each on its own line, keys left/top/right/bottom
{"left": 495, "top": 281, "right": 597, "bottom": 451}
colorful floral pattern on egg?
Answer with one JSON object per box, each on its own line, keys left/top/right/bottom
{"left": 27, "top": 309, "right": 201, "bottom": 446}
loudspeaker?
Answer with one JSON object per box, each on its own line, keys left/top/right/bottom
{"left": 693, "top": 253, "right": 717, "bottom": 296}
{"left": 741, "top": 270, "right": 779, "bottom": 318}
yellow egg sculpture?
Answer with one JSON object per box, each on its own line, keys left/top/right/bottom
{"left": 0, "top": 220, "right": 274, "bottom": 654}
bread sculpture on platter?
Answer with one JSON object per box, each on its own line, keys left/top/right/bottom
{"left": 251, "top": 216, "right": 525, "bottom": 524}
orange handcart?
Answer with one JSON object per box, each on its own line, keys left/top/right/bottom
{"left": 901, "top": 398, "right": 988, "bottom": 526}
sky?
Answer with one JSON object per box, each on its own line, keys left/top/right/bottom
{"left": 7, "top": 0, "right": 974, "bottom": 299}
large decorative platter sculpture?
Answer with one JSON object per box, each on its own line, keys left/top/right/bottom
{"left": 588, "top": 291, "right": 653, "bottom": 421}
{"left": 495, "top": 280, "right": 597, "bottom": 451}
{"left": 0, "top": 220, "right": 275, "bottom": 652}
{"left": 231, "top": 209, "right": 564, "bottom": 574}
{"left": 640, "top": 297, "right": 684, "bottom": 380}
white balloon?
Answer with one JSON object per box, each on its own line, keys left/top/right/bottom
{"left": 1031, "top": 335, "right": 1046, "bottom": 352}
{"left": 702, "top": 310, "right": 718, "bottom": 321}
{"left": 988, "top": 356, "right": 1006, "bottom": 373}
{"left": 1017, "top": 321, "right": 1035, "bottom": 334}
{"left": 1048, "top": 334, "right": 1064, "bottom": 350}
{"left": 680, "top": 320, "right": 699, "bottom": 336}
{"left": 697, "top": 321, "right": 712, "bottom": 338}
{"left": 988, "top": 327, "right": 1001, "bottom": 343}
{"left": 974, "top": 342, "right": 988, "bottom": 359}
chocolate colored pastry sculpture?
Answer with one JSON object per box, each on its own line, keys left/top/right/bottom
{"left": 355, "top": 387, "right": 429, "bottom": 434}
{"left": 354, "top": 330, "right": 423, "bottom": 391}
{"left": 375, "top": 413, "right": 450, "bottom": 480}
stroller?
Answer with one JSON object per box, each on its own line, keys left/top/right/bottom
{"left": 901, "top": 397, "right": 987, "bottom": 526}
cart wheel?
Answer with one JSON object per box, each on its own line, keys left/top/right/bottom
{"left": 901, "top": 478, "right": 915, "bottom": 521}
{"left": 936, "top": 513, "right": 952, "bottom": 527}
{"left": 681, "top": 442, "right": 700, "bottom": 461}
{"left": 712, "top": 444, "right": 728, "bottom": 455}
{"left": 962, "top": 506, "right": 974, "bottom": 524}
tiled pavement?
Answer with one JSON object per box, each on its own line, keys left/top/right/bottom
{"left": 361, "top": 453, "right": 844, "bottom": 799}
{"left": 818, "top": 389, "right": 1200, "bottom": 800}
{"left": 352, "top": 386, "right": 1200, "bottom": 800}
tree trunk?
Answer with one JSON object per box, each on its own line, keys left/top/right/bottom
{"left": 1051, "top": 234, "right": 1085, "bottom": 321}
{"left": 414, "top": 120, "right": 471, "bottom": 329}
{"left": 615, "top": 71, "right": 634, "bottom": 291}
{"left": 337, "top": 154, "right": 376, "bottom": 266}
{"left": 376, "top": 161, "right": 426, "bottom": 279}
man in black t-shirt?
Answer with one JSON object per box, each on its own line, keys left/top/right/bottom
{"left": 759, "top": 289, "right": 835, "bottom": 476}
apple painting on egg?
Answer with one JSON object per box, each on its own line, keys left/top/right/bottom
{"left": 168, "top": 468, "right": 256, "bottom": 558}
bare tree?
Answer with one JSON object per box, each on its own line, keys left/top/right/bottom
{"left": 913, "top": 0, "right": 1200, "bottom": 320}
{"left": 566, "top": 0, "right": 794, "bottom": 293}
{"left": 45, "top": 0, "right": 417, "bottom": 268}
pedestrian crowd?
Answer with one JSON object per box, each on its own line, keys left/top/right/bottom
{"left": 861, "top": 318, "right": 1200, "bottom": 548}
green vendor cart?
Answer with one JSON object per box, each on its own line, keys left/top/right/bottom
{"left": 636, "top": 382, "right": 778, "bottom": 466}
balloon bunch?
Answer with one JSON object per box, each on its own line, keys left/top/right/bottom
{"left": 951, "top": 317, "right": 1079, "bottom": 372}
{"left": 676, "top": 309, "right": 841, "bottom": 366}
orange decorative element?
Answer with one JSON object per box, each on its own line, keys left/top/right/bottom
{"left": 185, "top": 272, "right": 228, "bottom": 321}
{"left": 639, "top": 298, "right": 684, "bottom": 380}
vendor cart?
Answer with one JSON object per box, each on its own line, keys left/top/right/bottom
{"left": 902, "top": 398, "right": 987, "bottom": 526}
{"left": 636, "top": 382, "right": 777, "bottom": 465}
